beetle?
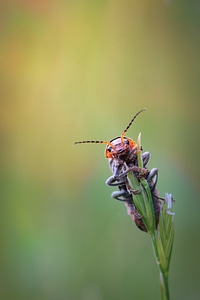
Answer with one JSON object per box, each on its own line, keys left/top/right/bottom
{"left": 74, "top": 109, "right": 161, "bottom": 232}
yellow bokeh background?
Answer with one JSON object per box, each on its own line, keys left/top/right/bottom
{"left": 1, "top": 1, "right": 200, "bottom": 299}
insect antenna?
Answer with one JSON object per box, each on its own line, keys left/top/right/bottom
{"left": 121, "top": 108, "right": 146, "bottom": 142}
{"left": 74, "top": 140, "right": 114, "bottom": 148}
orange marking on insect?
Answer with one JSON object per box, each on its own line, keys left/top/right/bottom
{"left": 74, "top": 108, "right": 146, "bottom": 159}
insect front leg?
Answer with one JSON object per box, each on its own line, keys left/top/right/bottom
{"left": 117, "top": 166, "right": 149, "bottom": 179}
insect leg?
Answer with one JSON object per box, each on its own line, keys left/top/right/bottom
{"left": 112, "top": 187, "right": 147, "bottom": 232}
{"left": 147, "top": 168, "right": 158, "bottom": 192}
{"left": 111, "top": 187, "right": 142, "bottom": 225}
{"left": 142, "top": 152, "right": 150, "bottom": 167}
{"left": 117, "top": 166, "right": 149, "bottom": 179}
{"left": 105, "top": 175, "right": 126, "bottom": 187}
{"left": 145, "top": 168, "right": 161, "bottom": 228}
{"left": 111, "top": 187, "right": 132, "bottom": 201}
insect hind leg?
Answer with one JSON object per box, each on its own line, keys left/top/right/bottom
{"left": 111, "top": 188, "right": 132, "bottom": 202}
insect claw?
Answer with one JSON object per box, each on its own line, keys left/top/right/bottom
{"left": 129, "top": 188, "right": 141, "bottom": 195}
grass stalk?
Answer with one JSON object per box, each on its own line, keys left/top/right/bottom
{"left": 127, "top": 133, "right": 175, "bottom": 300}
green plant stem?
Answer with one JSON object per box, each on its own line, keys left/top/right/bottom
{"left": 151, "top": 233, "right": 170, "bottom": 300}
{"left": 128, "top": 170, "right": 170, "bottom": 299}
{"left": 126, "top": 133, "right": 174, "bottom": 300}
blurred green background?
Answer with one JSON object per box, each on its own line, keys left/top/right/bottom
{"left": 1, "top": 1, "right": 200, "bottom": 299}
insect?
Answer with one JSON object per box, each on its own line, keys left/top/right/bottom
{"left": 74, "top": 109, "right": 161, "bottom": 232}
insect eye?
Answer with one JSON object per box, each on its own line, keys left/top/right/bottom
{"left": 107, "top": 146, "right": 112, "bottom": 152}
{"left": 124, "top": 139, "right": 129, "bottom": 145}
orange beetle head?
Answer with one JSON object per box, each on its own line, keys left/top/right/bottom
{"left": 74, "top": 108, "right": 146, "bottom": 160}
{"left": 105, "top": 136, "right": 137, "bottom": 160}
